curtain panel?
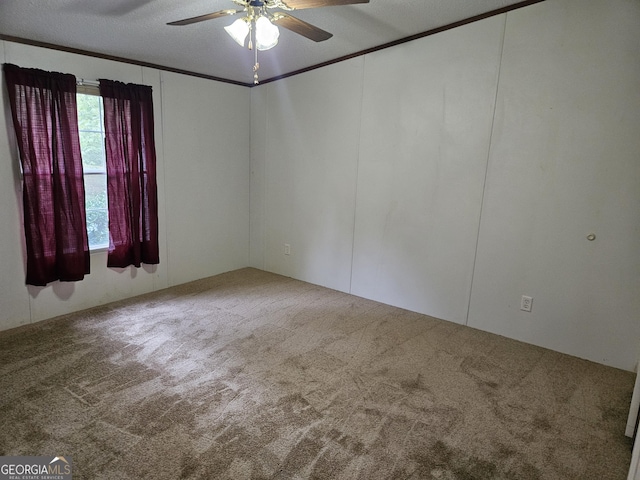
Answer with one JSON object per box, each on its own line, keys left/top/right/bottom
{"left": 99, "top": 80, "right": 159, "bottom": 268}
{"left": 3, "top": 63, "right": 90, "bottom": 286}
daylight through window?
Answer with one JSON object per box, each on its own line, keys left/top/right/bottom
{"left": 77, "top": 92, "right": 109, "bottom": 250}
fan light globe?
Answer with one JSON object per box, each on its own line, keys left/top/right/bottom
{"left": 255, "top": 16, "right": 279, "bottom": 51}
{"left": 224, "top": 18, "right": 250, "bottom": 47}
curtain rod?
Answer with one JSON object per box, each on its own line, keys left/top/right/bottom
{"left": 76, "top": 78, "right": 99, "bottom": 87}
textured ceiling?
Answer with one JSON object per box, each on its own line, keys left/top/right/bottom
{"left": 0, "top": 0, "right": 537, "bottom": 86}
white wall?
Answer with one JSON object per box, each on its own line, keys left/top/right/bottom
{"left": 467, "top": 0, "right": 640, "bottom": 368}
{"left": 161, "top": 71, "right": 250, "bottom": 287}
{"left": 0, "top": 42, "right": 29, "bottom": 327}
{"left": 0, "top": 41, "right": 250, "bottom": 329}
{"left": 252, "top": 60, "right": 364, "bottom": 292}
{"left": 351, "top": 16, "right": 503, "bottom": 323}
{"left": 250, "top": 0, "right": 640, "bottom": 371}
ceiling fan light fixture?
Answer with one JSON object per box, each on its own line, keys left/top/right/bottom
{"left": 168, "top": 0, "right": 372, "bottom": 83}
{"left": 224, "top": 18, "right": 250, "bottom": 47}
{"left": 255, "top": 16, "right": 280, "bottom": 51}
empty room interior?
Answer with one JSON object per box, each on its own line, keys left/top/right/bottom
{"left": 1, "top": 0, "right": 640, "bottom": 478}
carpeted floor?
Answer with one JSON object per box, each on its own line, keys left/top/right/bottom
{"left": 0, "top": 268, "right": 634, "bottom": 479}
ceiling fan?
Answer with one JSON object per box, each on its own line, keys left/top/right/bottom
{"left": 168, "top": 0, "right": 370, "bottom": 83}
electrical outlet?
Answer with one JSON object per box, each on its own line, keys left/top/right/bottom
{"left": 284, "top": 244, "right": 291, "bottom": 255}
{"left": 520, "top": 295, "right": 533, "bottom": 312}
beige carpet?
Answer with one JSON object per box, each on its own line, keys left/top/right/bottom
{"left": 0, "top": 268, "right": 634, "bottom": 479}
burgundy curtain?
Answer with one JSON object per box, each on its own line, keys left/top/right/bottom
{"left": 99, "top": 79, "right": 159, "bottom": 268}
{"left": 4, "top": 63, "right": 90, "bottom": 286}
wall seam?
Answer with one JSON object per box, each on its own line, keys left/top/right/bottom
{"left": 348, "top": 55, "right": 367, "bottom": 295}
{"left": 262, "top": 88, "right": 268, "bottom": 271}
{"left": 464, "top": 12, "right": 508, "bottom": 326}
{"left": 158, "top": 70, "right": 171, "bottom": 286}
{"left": 248, "top": 87, "right": 253, "bottom": 269}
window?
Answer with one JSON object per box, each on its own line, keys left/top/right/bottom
{"left": 5, "top": 64, "right": 159, "bottom": 285}
{"left": 77, "top": 92, "right": 109, "bottom": 250}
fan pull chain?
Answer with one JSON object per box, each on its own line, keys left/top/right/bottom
{"left": 254, "top": 43, "right": 260, "bottom": 84}
{"left": 250, "top": 21, "right": 259, "bottom": 84}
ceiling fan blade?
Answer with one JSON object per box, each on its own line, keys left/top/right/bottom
{"left": 278, "top": 0, "right": 369, "bottom": 10}
{"left": 167, "top": 9, "right": 238, "bottom": 26}
{"left": 272, "top": 12, "right": 332, "bottom": 42}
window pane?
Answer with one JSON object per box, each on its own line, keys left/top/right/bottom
{"left": 84, "top": 174, "right": 107, "bottom": 210}
{"left": 76, "top": 93, "right": 102, "bottom": 131}
{"left": 79, "top": 131, "right": 106, "bottom": 170}
{"left": 84, "top": 173, "right": 108, "bottom": 249}
{"left": 86, "top": 209, "right": 109, "bottom": 249}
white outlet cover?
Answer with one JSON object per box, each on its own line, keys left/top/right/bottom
{"left": 520, "top": 295, "right": 533, "bottom": 312}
